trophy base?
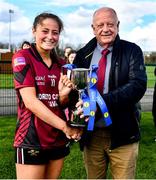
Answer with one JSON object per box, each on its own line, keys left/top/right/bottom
{"left": 69, "top": 111, "right": 86, "bottom": 128}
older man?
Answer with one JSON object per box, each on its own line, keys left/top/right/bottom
{"left": 73, "top": 7, "right": 147, "bottom": 179}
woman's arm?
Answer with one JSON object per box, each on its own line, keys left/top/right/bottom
{"left": 19, "top": 87, "right": 81, "bottom": 139}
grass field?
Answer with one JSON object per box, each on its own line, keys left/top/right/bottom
{"left": 0, "top": 112, "right": 156, "bottom": 179}
{"left": 146, "top": 65, "right": 155, "bottom": 88}
{"left": 0, "top": 74, "right": 14, "bottom": 89}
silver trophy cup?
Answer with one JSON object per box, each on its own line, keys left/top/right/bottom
{"left": 70, "top": 68, "right": 90, "bottom": 127}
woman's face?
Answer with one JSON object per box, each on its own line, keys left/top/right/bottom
{"left": 22, "top": 43, "right": 30, "bottom": 49}
{"left": 32, "top": 18, "right": 60, "bottom": 52}
{"left": 64, "top": 48, "right": 72, "bottom": 58}
{"left": 68, "top": 53, "right": 76, "bottom": 64}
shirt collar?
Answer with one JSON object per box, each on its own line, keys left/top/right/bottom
{"left": 97, "top": 43, "right": 113, "bottom": 53}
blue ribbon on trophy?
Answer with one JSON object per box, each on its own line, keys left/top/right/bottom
{"left": 86, "top": 65, "right": 112, "bottom": 130}
{"left": 62, "top": 64, "right": 76, "bottom": 78}
{"left": 62, "top": 64, "right": 112, "bottom": 131}
{"left": 62, "top": 64, "right": 76, "bottom": 70}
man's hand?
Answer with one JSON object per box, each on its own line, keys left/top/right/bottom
{"left": 75, "top": 99, "right": 89, "bottom": 122}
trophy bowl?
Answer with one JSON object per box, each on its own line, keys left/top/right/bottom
{"left": 71, "top": 68, "right": 89, "bottom": 90}
{"left": 69, "top": 68, "right": 90, "bottom": 127}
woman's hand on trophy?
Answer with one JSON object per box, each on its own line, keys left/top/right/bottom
{"left": 59, "top": 73, "right": 73, "bottom": 96}
{"left": 62, "top": 124, "right": 83, "bottom": 141}
{"left": 58, "top": 73, "right": 74, "bottom": 105}
{"left": 75, "top": 100, "right": 89, "bottom": 122}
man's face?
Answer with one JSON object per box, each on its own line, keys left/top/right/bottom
{"left": 92, "top": 9, "right": 119, "bottom": 48}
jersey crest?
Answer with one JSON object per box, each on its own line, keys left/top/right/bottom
{"left": 14, "top": 57, "right": 26, "bottom": 66}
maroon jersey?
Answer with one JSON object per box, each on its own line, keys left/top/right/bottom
{"left": 12, "top": 44, "right": 68, "bottom": 149}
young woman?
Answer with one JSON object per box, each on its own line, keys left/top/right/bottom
{"left": 12, "top": 12, "right": 82, "bottom": 179}
{"left": 64, "top": 46, "right": 72, "bottom": 62}
{"left": 67, "top": 50, "right": 77, "bottom": 64}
